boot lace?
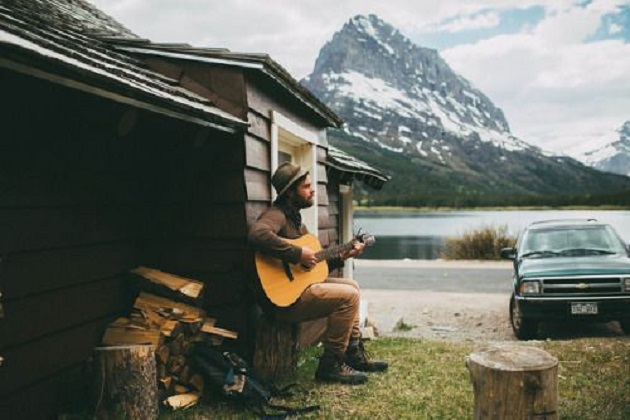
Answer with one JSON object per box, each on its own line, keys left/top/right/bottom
{"left": 340, "top": 361, "right": 359, "bottom": 374}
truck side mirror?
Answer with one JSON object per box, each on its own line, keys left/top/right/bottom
{"left": 500, "top": 247, "right": 516, "bottom": 260}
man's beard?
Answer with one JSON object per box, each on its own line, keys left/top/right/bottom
{"left": 294, "top": 195, "right": 314, "bottom": 209}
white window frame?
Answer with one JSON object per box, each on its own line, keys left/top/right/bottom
{"left": 270, "top": 111, "right": 319, "bottom": 232}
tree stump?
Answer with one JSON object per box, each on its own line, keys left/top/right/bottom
{"left": 93, "top": 345, "right": 158, "bottom": 420}
{"left": 466, "top": 344, "right": 558, "bottom": 420}
{"left": 253, "top": 316, "right": 298, "bottom": 380}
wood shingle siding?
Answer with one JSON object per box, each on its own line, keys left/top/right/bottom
{"left": 145, "top": 59, "right": 248, "bottom": 120}
{"left": 245, "top": 134, "right": 271, "bottom": 170}
{"left": 247, "top": 110, "right": 272, "bottom": 141}
{"left": 245, "top": 169, "right": 272, "bottom": 202}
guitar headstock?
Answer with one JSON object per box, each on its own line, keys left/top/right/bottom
{"left": 355, "top": 232, "right": 376, "bottom": 247}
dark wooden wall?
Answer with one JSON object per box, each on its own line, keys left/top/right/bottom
{"left": 143, "top": 57, "right": 248, "bottom": 120}
{"left": 0, "top": 68, "right": 244, "bottom": 418}
{"left": 137, "top": 57, "right": 339, "bottom": 248}
{"left": 129, "top": 54, "right": 344, "bottom": 356}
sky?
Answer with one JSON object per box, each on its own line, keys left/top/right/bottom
{"left": 88, "top": 0, "right": 630, "bottom": 156}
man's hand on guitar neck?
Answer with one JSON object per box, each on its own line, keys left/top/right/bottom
{"left": 341, "top": 241, "right": 365, "bottom": 260}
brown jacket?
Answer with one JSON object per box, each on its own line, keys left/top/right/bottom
{"left": 248, "top": 205, "right": 344, "bottom": 268}
{"left": 248, "top": 205, "right": 306, "bottom": 263}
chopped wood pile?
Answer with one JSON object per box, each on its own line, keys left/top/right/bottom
{"left": 100, "top": 266, "right": 238, "bottom": 410}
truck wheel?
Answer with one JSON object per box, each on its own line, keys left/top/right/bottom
{"left": 620, "top": 319, "right": 630, "bottom": 335}
{"left": 510, "top": 294, "right": 538, "bottom": 340}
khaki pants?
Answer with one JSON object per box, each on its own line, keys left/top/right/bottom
{"left": 274, "top": 277, "right": 361, "bottom": 357}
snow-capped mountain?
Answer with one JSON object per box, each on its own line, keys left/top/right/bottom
{"left": 580, "top": 121, "right": 630, "bottom": 177}
{"left": 301, "top": 14, "right": 630, "bottom": 205}
{"left": 303, "top": 14, "right": 537, "bottom": 163}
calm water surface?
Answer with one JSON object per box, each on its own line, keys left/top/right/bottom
{"left": 354, "top": 210, "right": 630, "bottom": 260}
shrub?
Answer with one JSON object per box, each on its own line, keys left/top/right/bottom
{"left": 441, "top": 225, "right": 516, "bottom": 260}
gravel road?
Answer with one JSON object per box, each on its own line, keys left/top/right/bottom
{"left": 356, "top": 260, "right": 626, "bottom": 342}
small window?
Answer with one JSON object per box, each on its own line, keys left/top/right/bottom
{"left": 271, "top": 111, "right": 319, "bottom": 231}
{"left": 278, "top": 150, "right": 292, "bottom": 164}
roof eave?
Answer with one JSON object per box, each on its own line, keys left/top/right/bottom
{"left": 0, "top": 40, "right": 246, "bottom": 133}
{"left": 114, "top": 45, "right": 343, "bottom": 128}
{"left": 260, "top": 56, "right": 344, "bottom": 128}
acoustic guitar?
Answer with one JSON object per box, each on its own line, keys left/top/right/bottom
{"left": 254, "top": 233, "right": 375, "bottom": 307}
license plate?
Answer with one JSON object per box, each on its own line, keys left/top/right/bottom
{"left": 571, "top": 302, "right": 598, "bottom": 315}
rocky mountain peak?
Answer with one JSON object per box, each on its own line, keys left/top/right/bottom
{"left": 303, "top": 13, "right": 523, "bottom": 163}
{"left": 582, "top": 120, "right": 630, "bottom": 176}
{"left": 301, "top": 14, "right": 630, "bottom": 205}
{"left": 620, "top": 120, "right": 630, "bottom": 141}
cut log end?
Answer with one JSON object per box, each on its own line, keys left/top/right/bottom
{"left": 467, "top": 344, "right": 558, "bottom": 372}
{"left": 467, "top": 344, "right": 559, "bottom": 420}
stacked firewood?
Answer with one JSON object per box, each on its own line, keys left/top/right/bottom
{"left": 100, "top": 266, "right": 238, "bottom": 410}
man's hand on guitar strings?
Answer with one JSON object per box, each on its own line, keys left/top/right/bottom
{"left": 300, "top": 246, "right": 318, "bottom": 269}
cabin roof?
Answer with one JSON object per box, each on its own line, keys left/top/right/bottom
{"left": 327, "top": 146, "right": 391, "bottom": 190}
{"left": 108, "top": 40, "right": 344, "bottom": 128}
{"left": 0, "top": 0, "right": 246, "bottom": 132}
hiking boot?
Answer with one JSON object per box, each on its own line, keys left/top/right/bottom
{"left": 346, "top": 339, "right": 389, "bottom": 372}
{"left": 315, "top": 350, "right": 368, "bottom": 385}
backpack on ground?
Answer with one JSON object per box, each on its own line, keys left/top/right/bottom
{"left": 193, "top": 343, "right": 319, "bottom": 418}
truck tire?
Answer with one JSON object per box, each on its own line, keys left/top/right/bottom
{"left": 510, "top": 294, "right": 538, "bottom": 340}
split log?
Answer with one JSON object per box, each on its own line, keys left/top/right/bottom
{"left": 131, "top": 266, "right": 204, "bottom": 305}
{"left": 134, "top": 292, "right": 205, "bottom": 323}
{"left": 253, "top": 316, "right": 298, "bottom": 380}
{"left": 466, "top": 344, "right": 558, "bottom": 420}
{"left": 201, "top": 324, "right": 239, "bottom": 340}
{"left": 93, "top": 345, "right": 158, "bottom": 420}
{"left": 163, "top": 393, "right": 199, "bottom": 410}
{"left": 102, "top": 326, "right": 163, "bottom": 349}
{"left": 98, "top": 270, "right": 237, "bottom": 407}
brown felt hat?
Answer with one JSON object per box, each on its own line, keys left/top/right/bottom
{"left": 272, "top": 162, "right": 309, "bottom": 197}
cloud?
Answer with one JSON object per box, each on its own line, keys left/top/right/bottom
{"left": 89, "top": 0, "right": 630, "bottom": 156}
{"left": 441, "top": 1, "right": 630, "bottom": 153}
{"left": 431, "top": 11, "right": 501, "bottom": 33}
{"left": 609, "top": 22, "right": 623, "bottom": 33}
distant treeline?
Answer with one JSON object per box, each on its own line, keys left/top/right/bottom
{"left": 329, "top": 130, "right": 630, "bottom": 209}
{"left": 357, "top": 189, "right": 630, "bottom": 208}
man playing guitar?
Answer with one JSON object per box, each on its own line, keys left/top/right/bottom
{"left": 248, "top": 162, "right": 388, "bottom": 385}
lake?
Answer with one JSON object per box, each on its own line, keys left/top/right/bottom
{"left": 354, "top": 209, "right": 630, "bottom": 260}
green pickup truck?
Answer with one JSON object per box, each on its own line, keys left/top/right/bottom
{"left": 501, "top": 219, "right": 630, "bottom": 339}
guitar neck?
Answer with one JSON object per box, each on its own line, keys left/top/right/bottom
{"left": 315, "top": 241, "right": 355, "bottom": 262}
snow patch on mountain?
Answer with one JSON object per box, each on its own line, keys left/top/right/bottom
{"left": 326, "top": 69, "right": 532, "bottom": 154}
{"left": 577, "top": 121, "right": 630, "bottom": 176}
{"left": 303, "top": 14, "right": 543, "bottom": 161}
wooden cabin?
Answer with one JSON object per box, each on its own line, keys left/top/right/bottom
{"left": 0, "top": 0, "right": 388, "bottom": 417}
{"left": 110, "top": 43, "right": 388, "bottom": 277}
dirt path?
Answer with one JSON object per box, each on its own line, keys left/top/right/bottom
{"left": 361, "top": 289, "right": 626, "bottom": 342}
{"left": 362, "top": 289, "right": 514, "bottom": 342}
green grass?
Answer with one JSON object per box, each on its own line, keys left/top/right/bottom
{"left": 160, "top": 337, "right": 630, "bottom": 419}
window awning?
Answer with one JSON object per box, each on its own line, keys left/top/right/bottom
{"left": 326, "top": 146, "right": 390, "bottom": 190}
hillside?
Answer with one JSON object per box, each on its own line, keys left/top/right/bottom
{"left": 302, "top": 15, "right": 630, "bottom": 206}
